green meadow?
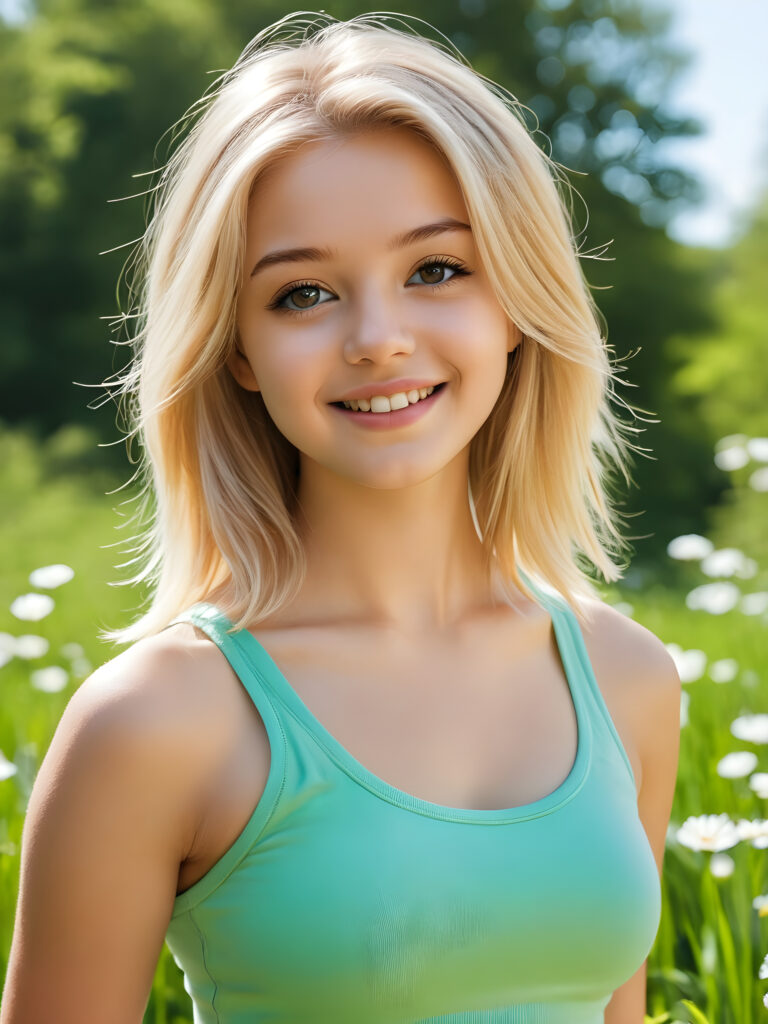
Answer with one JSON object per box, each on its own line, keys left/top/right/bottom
{"left": 1, "top": 424, "right": 767, "bottom": 1024}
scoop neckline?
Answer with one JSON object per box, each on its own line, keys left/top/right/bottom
{"left": 193, "top": 595, "right": 593, "bottom": 825}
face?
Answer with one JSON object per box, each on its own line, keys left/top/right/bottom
{"left": 230, "top": 128, "right": 520, "bottom": 490}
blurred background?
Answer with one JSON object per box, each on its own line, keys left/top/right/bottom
{"left": 1, "top": 1, "right": 767, "bottom": 1021}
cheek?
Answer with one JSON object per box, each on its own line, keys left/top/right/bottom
{"left": 240, "top": 318, "right": 323, "bottom": 394}
{"left": 438, "top": 294, "right": 511, "bottom": 366}
{"left": 247, "top": 332, "right": 333, "bottom": 435}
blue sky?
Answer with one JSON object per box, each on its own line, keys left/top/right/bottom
{"left": 659, "top": 0, "right": 768, "bottom": 247}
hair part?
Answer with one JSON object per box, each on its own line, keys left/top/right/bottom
{"left": 100, "top": 11, "right": 648, "bottom": 644}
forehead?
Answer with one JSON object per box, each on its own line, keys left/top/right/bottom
{"left": 244, "top": 129, "right": 468, "bottom": 249}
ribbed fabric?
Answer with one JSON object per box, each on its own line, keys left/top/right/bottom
{"left": 164, "top": 580, "right": 661, "bottom": 1023}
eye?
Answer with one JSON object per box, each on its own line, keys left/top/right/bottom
{"left": 406, "top": 257, "right": 470, "bottom": 288}
{"left": 269, "top": 282, "right": 336, "bottom": 313}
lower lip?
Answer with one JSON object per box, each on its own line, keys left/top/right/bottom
{"left": 329, "top": 385, "right": 446, "bottom": 430}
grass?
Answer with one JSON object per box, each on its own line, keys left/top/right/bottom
{"left": 0, "top": 423, "right": 766, "bottom": 1023}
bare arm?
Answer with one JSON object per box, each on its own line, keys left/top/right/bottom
{"left": 603, "top": 618, "right": 682, "bottom": 1024}
{"left": 0, "top": 634, "right": 213, "bottom": 1024}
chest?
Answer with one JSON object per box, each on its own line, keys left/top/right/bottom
{"left": 171, "top": 610, "right": 659, "bottom": 1021}
{"left": 179, "top": 613, "right": 641, "bottom": 893}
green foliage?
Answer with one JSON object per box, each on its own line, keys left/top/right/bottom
{"left": 0, "top": 0, "right": 237, "bottom": 432}
{"left": 663, "top": 194, "right": 768, "bottom": 569}
{"left": 670, "top": 192, "right": 768, "bottom": 443}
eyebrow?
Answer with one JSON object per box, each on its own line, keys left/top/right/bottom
{"left": 249, "top": 217, "right": 472, "bottom": 277}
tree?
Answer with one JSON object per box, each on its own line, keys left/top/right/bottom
{"left": 667, "top": 186, "right": 768, "bottom": 568}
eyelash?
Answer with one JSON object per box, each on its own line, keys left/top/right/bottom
{"left": 267, "top": 256, "right": 471, "bottom": 317}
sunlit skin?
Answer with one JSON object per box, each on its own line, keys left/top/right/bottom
{"left": 228, "top": 129, "right": 522, "bottom": 633}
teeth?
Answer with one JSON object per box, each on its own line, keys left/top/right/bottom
{"left": 372, "top": 392, "right": 408, "bottom": 412}
{"left": 343, "top": 386, "right": 436, "bottom": 413}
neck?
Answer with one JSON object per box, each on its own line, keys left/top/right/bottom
{"left": 292, "top": 450, "right": 497, "bottom": 634}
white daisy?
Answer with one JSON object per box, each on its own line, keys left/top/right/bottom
{"left": 710, "top": 659, "right": 738, "bottom": 683}
{"left": 750, "top": 468, "right": 768, "bottom": 492}
{"left": 714, "top": 445, "right": 749, "bottom": 471}
{"left": 747, "top": 437, "right": 768, "bottom": 462}
{"left": 753, "top": 895, "right": 768, "bottom": 918}
{"left": 675, "top": 813, "right": 740, "bottom": 852}
{"left": 749, "top": 773, "right": 768, "bottom": 798}
{"left": 30, "top": 666, "right": 69, "bottom": 693}
{"left": 10, "top": 593, "right": 55, "bottom": 621}
{"left": 14, "top": 635, "right": 49, "bottom": 660}
{"left": 686, "top": 582, "right": 740, "bottom": 615}
{"left": 717, "top": 752, "right": 758, "bottom": 778}
{"left": 731, "top": 714, "right": 768, "bottom": 744}
{"left": 700, "top": 548, "right": 757, "bottom": 579}
{"left": 736, "top": 819, "right": 768, "bottom": 848}
{"left": 28, "top": 564, "right": 74, "bottom": 589}
{"left": 0, "top": 751, "right": 18, "bottom": 781}
{"left": 666, "top": 534, "right": 713, "bottom": 561}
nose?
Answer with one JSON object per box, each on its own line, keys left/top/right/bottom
{"left": 342, "top": 284, "right": 416, "bottom": 364}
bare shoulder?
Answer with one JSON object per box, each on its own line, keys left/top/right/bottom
{"left": 576, "top": 596, "right": 681, "bottom": 872}
{"left": 62, "top": 622, "right": 243, "bottom": 851}
{"left": 75, "top": 621, "right": 235, "bottom": 741}
{"left": 575, "top": 595, "right": 680, "bottom": 692}
{"left": 574, "top": 595, "right": 681, "bottom": 765}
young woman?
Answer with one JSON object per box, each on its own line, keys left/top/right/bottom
{"left": 2, "top": 13, "right": 680, "bottom": 1024}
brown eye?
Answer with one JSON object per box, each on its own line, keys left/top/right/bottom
{"left": 269, "top": 282, "right": 335, "bottom": 313}
{"left": 406, "top": 258, "right": 468, "bottom": 289}
{"left": 290, "top": 286, "right": 320, "bottom": 309}
{"left": 419, "top": 264, "right": 447, "bottom": 284}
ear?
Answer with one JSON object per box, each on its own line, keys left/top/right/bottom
{"left": 226, "top": 340, "right": 261, "bottom": 392}
{"left": 507, "top": 321, "right": 523, "bottom": 354}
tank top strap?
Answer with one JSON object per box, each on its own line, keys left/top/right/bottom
{"left": 168, "top": 601, "right": 289, "bottom": 785}
{"left": 520, "top": 573, "right": 638, "bottom": 795}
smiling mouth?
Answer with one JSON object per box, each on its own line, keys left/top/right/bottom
{"left": 329, "top": 382, "right": 447, "bottom": 412}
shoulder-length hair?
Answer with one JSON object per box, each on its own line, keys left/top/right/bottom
{"left": 101, "top": 11, "right": 645, "bottom": 644}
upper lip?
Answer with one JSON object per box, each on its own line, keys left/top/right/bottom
{"left": 331, "top": 378, "right": 446, "bottom": 403}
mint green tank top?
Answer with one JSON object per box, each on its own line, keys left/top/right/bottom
{"left": 164, "top": 584, "right": 661, "bottom": 1023}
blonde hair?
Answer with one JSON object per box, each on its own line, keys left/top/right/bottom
{"left": 101, "top": 11, "right": 646, "bottom": 644}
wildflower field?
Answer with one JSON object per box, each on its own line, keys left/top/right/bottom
{"left": 1, "top": 426, "right": 767, "bottom": 1024}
